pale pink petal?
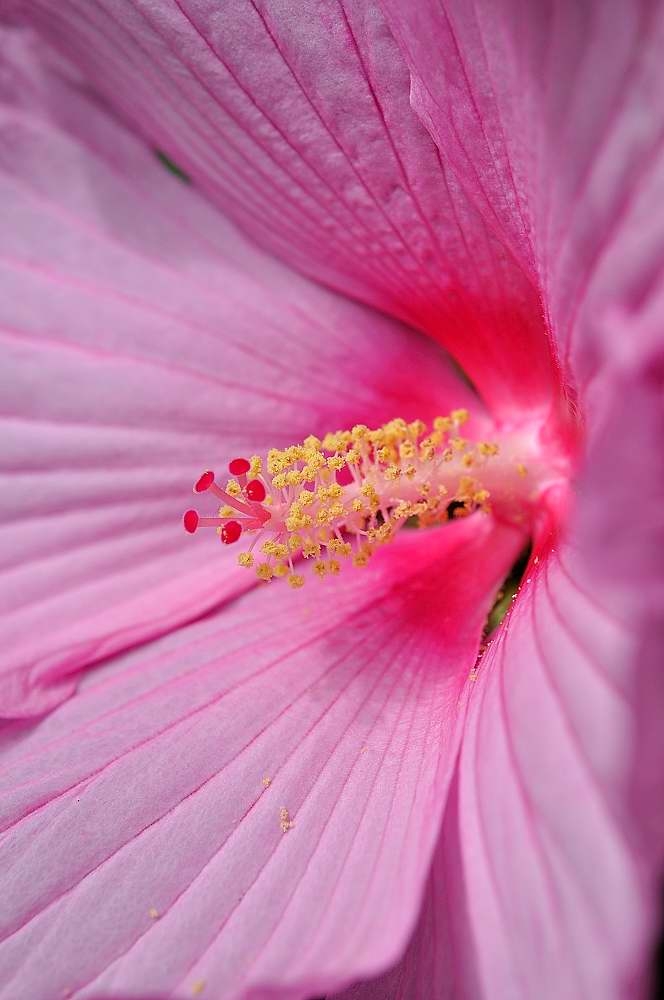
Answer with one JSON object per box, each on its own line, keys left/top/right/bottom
{"left": 380, "top": 1, "right": 664, "bottom": 375}
{"left": 333, "top": 773, "right": 479, "bottom": 1000}
{"left": 0, "top": 31, "right": 469, "bottom": 717}
{"left": 337, "top": 328, "right": 664, "bottom": 1000}
{"left": 12, "top": 3, "right": 560, "bottom": 414}
{"left": 437, "top": 360, "right": 662, "bottom": 997}
{"left": 0, "top": 518, "right": 523, "bottom": 1000}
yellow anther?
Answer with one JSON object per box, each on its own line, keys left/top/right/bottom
{"left": 219, "top": 505, "right": 235, "bottom": 517}
{"left": 262, "top": 541, "right": 288, "bottom": 559}
{"left": 478, "top": 442, "right": 500, "bottom": 457}
{"left": 249, "top": 455, "right": 262, "bottom": 477}
{"left": 346, "top": 449, "right": 361, "bottom": 465}
{"left": 256, "top": 563, "right": 274, "bottom": 581}
{"left": 433, "top": 416, "right": 453, "bottom": 432}
{"left": 288, "top": 533, "right": 303, "bottom": 551}
{"left": 384, "top": 466, "right": 401, "bottom": 480}
{"left": 302, "top": 539, "right": 321, "bottom": 558}
{"left": 226, "top": 480, "right": 241, "bottom": 497}
{"left": 351, "top": 498, "right": 365, "bottom": 513}
{"left": 238, "top": 552, "right": 254, "bottom": 567}
{"left": 327, "top": 559, "right": 341, "bottom": 574}
{"left": 451, "top": 408, "right": 469, "bottom": 425}
{"left": 303, "top": 435, "right": 322, "bottom": 450}
{"left": 288, "top": 574, "right": 305, "bottom": 589}
{"left": 399, "top": 441, "right": 416, "bottom": 460}
{"left": 272, "top": 473, "right": 287, "bottom": 489}
{"left": 313, "top": 561, "right": 327, "bottom": 577}
{"left": 285, "top": 470, "right": 304, "bottom": 487}
{"left": 297, "top": 489, "right": 315, "bottom": 507}
{"left": 273, "top": 562, "right": 289, "bottom": 577}
{"left": 327, "top": 456, "right": 345, "bottom": 471}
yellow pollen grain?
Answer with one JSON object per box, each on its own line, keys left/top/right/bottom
{"left": 148, "top": 907, "right": 160, "bottom": 920}
{"left": 262, "top": 776, "right": 272, "bottom": 788}
{"left": 191, "top": 981, "right": 206, "bottom": 996}
{"left": 279, "top": 806, "right": 295, "bottom": 832}
{"left": 517, "top": 462, "right": 528, "bottom": 477}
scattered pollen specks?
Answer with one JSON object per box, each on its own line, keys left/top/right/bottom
{"left": 262, "top": 776, "right": 272, "bottom": 788}
{"left": 279, "top": 806, "right": 294, "bottom": 833}
{"left": 360, "top": 745, "right": 369, "bottom": 754}
{"left": 148, "top": 907, "right": 160, "bottom": 920}
{"left": 516, "top": 462, "right": 528, "bottom": 477}
{"left": 469, "top": 668, "right": 478, "bottom": 682}
{"left": 191, "top": 979, "right": 206, "bottom": 996}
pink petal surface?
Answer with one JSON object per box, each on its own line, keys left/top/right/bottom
{"left": 334, "top": 772, "right": 479, "bottom": 1000}
{"left": 340, "top": 347, "right": 664, "bottom": 1000}
{"left": 0, "top": 518, "right": 523, "bottom": 1000}
{"left": 0, "top": 30, "right": 472, "bottom": 717}
{"left": 13, "top": 1, "right": 561, "bottom": 415}
{"left": 381, "top": 0, "right": 664, "bottom": 372}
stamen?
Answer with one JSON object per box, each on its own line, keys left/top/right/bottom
{"left": 183, "top": 411, "right": 536, "bottom": 586}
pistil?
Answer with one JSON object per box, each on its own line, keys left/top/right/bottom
{"left": 183, "top": 410, "right": 549, "bottom": 587}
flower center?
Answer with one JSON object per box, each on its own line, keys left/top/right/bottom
{"left": 183, "top": 409, "right": 563, "bottom": 588}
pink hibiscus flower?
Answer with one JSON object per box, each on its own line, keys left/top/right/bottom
{"left": 1, "top": 2, "right": 663, "bottom": 998}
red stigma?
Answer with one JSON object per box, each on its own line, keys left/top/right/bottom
{"left": 221, "top": 520, "right": 242, "bottom": 544}
{"left": 194, "top": 470, "right": 215, "bottom": 493}
{"left": 246, "top": 479, "right": 266, "bottom": 502}
{"left": 229, "top": 457, "right": 251, "bottom": 475}
{"left": 183, "top": 509, "right": 199, "bottom": 533}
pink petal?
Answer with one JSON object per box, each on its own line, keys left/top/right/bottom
{"left": 0, "top": 29, "right": 471, "bottom": 717}
{"left": 0, "top": 518, "right": 523, "bottom": 999}
{"left": 438, "top": 376, "right": 662, "bottom": 997}
{"left": 333, "top": 772, "right": 479, "bottom": 1000}
{"left": 15, "top": 4, "right": 560, "bottom": 414}
{"left": 335, "top": 328, "right": 664, "bottom": 999}
{"left": 381, "top": 1, "right": 664, "bottom": 375}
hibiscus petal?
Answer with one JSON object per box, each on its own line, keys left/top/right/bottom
{"left": 432, "top": 367, "right": 662, "bottom": 997}
{"left": 0, "top": 29, "right": 470, "bottom": 717}
{"left": 336, "top": 321, "right": 664, "bottom": 999}
{"left": 0, "top": 518, "right": 523, "bottom": 999}
{"left": 333, "top": 772, "right": 479, "bottom": 1000}
{"left": 381, "top": 0, "right": 664, "bottom": 372}
{"left": 12, "top": 2, "right": 560, "bottom": 413}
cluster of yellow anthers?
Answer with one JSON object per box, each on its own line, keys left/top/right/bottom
{"left": 184, "top": 410, "right": 501, "bottom": 587}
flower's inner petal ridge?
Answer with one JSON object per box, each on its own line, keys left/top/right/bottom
{"left": 184, "top": 410, "right": 554, "bottom": 587}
